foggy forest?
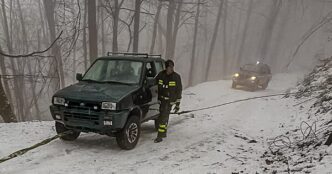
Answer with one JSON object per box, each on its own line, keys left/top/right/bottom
{"left": 1, "top": 0, "right": 332, "bottom": 173}
{"left": 1, "top": 0, "right": 331, "bottom": 122}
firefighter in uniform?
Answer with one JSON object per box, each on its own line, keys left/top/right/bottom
{"left": 154, "top": 60, "right": 182, "bottom": 143}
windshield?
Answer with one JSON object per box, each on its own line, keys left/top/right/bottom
{"left": 82, "top": 59, "right": 143, "bottom": 85}
{"left": 241, "top": 64, "right": 260, "bottom": 73}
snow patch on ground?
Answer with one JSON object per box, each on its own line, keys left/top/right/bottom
{"left": 0, "top": 71, "right": 331, "bottom": 174}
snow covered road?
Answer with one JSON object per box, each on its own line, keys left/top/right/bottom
{"left": 0, "top": 73, "right": 319, "bottom": 174}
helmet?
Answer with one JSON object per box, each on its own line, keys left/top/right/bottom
{"left": 165, "top": 59, "right": 175, "bottom": 68}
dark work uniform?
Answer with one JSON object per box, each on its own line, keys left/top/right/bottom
{"left": 155, "top": 70, "right": 182, "bottom": 138}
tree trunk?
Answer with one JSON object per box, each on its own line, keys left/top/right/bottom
{"left": 170, "top": 0, "right": 183, "bottom": 59}
{"left": 43, "top": 0, "right": 65, "bottom": 91}
{"left": 204, "top": 0, "right": 224, "bottom": 81}
{"left": 1, "top": 0, "right": 24, "bottom": 120}
{"left": 99, "top": 1, "right": 105, "bottom": 55}
{"left": 0, "top": 74, "right": 17, "bottom": 123}
{"left": 165, "top": 0, "right": 176, "bottom": 59}
{"left": 133, "top": 0, "right": 142, "bottom": 53}
{"left": 83, "top": 0, "right": 88, "bottom": 70}
{"left": 113, "top": 0, "right": 120, "bottom": 53}
{"left": 259, "top": 0, "right": 282, "bottom": 61}
{"left": 38, "top": 0, "right": 47, "bottom": 45}
{"left": 17, "top": 0, "right": 41, "bottom": 120}
{"left": 188, "top": 0, "right": 201, "bottom": 87}
{"left": 157, "top": 21, "right": 164, "bottom": 55}
{"left": 237, "top": 0, "right": 253, "bottom": 67}
{"left": 0, "top": 46, "right": 16, "bottom": 122}
{"left": 0, "top": 48, "right": 11, "bottom": 106}
{"left": 88, "top": 0, "right": 98, "bottom": 63}
{"left": 222, "top": 0, "right": 228, "bottom": 76}
{"left": 150, "top": 1, "right": 162, "bottom": 54}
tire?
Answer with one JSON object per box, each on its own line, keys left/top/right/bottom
{"left": 249, "top": 84, "right": 257, "bottom": 92}
{"left": 55, "top": 122, "right": 80, "bottom": 141}
{"left": 262, "top": 81, "right": 269, "bottom": 90}
{"left": 232, "top": 82, "right": 237, "bottom": 89}
{"left": 116, "top": 116, "right": 141, "bottom": 150}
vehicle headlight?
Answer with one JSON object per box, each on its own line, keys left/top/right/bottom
{"left": 234, "top": 73, "right": 239, "bottom": 77}
{"left": 250, "top": 76, "right": 256, "bottom": 80}
{"left": 101, "top": 102, "right": 117, "bottom": 110}
{"left": 53, "top": 97, "right": 65, "bottom": 105}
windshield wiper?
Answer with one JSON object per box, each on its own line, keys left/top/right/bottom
{"left": 81, "top": 79, "right": 101, "bottom": 83}
{"left": 105, "top": 81, "right": 135, "bottom": 85}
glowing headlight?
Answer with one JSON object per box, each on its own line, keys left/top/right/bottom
{"left": 101, "top": 102, "right": 117, "bottom": 110}
{"left": 234, "top": 73, "right": 240, "bottom": 77}
{"left": 53, "top": 97, "right": 65, "bottom": 105}
{"left": 250, "top": 76, "right": 257, "bottom": 80}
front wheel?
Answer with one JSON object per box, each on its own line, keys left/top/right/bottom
{"left": 55, "top": 122, "right": 80, "bottom": 141}
{"left": 116, "top": 116, "right": 141, "bottom": 150}
{"left": 262, "top": 81, "right": 269, "bottom": 89}
{"left": 232, "top": 82, "right": 237, "bottom": 89}
{"left": 249, "top": 84, "right": 258, "bottom": 92}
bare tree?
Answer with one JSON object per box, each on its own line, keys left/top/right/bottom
{"left": 222, "top": 0, "right": 228, "bottom": 76}
{"left": 165, "top": 0, "right": 176, "bottom": 59}
{"left": 0, "top": 74, "right": 16, "bottom": 123}
{"left": 17, "top": 0, "right": 41, "bottom": 120}
{"left": 259, "top": 0, "right": 282, "bottom": 61}
{"left": 170, "top": 0, "right": 183, "bottom": 59}
{"left": 188, "top": 0, "right": 201, "bottom": 86}
{"left": 43, "top": 0, "right": 65, "bottom": 91}
{"left": 88, "top": 0, "right": 98, "bottom": 63}
{"left": 133, "top": 0, "right": 143, "bottom": 52}
{"left": 102, "top": 0, "right": 125, "bottom": 53}
{"left": 150, "top": 1, "right": 162, "bottom": 54}
{"left": 237, "top": 0, "right": 253, "bottom": 67}
{"left": 1, "top": 0, "right": 25, "bottom": 120}
{"left": 83, "top": 0, "right": 88, "bottom": 70}
{"left": 204, "top": 0, "right": 224, "bottom": 81}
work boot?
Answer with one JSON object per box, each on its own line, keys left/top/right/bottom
{"left": 154, "top": 137, "right": 163, "bottom": 143}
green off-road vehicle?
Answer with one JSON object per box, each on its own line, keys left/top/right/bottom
{"left": 50, "top": 53, "right": 165, "bottom": 150}
{"left": 232, "top": 62, "right": 272, "bottom": 91}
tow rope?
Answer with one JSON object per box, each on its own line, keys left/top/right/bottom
{"left": 0, "top": 131, "right": 72, "bottom": 164}
{"left": 173, "top": 92, "right": 296, "bottom": 115}
{"left": 0, "top": 92, "right": 297, "bottom": 164}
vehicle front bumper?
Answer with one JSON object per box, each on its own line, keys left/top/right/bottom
{"left": 232, "top": 78, "right": 257, "bottom": 87}
{"left": 50, "top": 105, "right": 128, "bottom": 133}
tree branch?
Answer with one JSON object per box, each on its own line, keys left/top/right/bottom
{"left": 0, "top": 31, "right": 63, "bottom": 58}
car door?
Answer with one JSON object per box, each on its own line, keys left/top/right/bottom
{"left": 144, "top": 61, "right": 164, "bottom": 119}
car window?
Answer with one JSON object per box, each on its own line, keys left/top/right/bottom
{"left": 146, "top": 62, "right": 156, "bottom": 77}
{"left": 83, "top": 59, "right": 143, "bottom": 84}
{"left": 242, "top": 64, "right": 259, "bottom": 72}
{"left": 155, "top": 61, "right": 164, "bottom": 74}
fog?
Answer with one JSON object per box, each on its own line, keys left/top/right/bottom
{"left": 1, "top": 0, "right": 332, "bottom": 121}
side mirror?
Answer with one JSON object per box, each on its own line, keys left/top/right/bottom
{"left": 146, "top": 69, "right": 154, "bottom": 78}
{"left": 76, "top": 73, "right": 83, "bottom": 81}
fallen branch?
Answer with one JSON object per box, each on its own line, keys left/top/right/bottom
{"left": 0, "top": 31, "right": 63, "bottom": 58}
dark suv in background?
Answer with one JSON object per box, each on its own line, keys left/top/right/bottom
{"left": 50, "top": 53, "right": 165, "bottom": 150}
{"left": 232, "top": 62, "right": 272, "bottom": 91}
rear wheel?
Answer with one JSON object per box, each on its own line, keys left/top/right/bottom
{"left": 55, "top": 122, "right": 80, "bottom": 141}
{"left": 116, "top": 116, "right": 141, "bottom": 150}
